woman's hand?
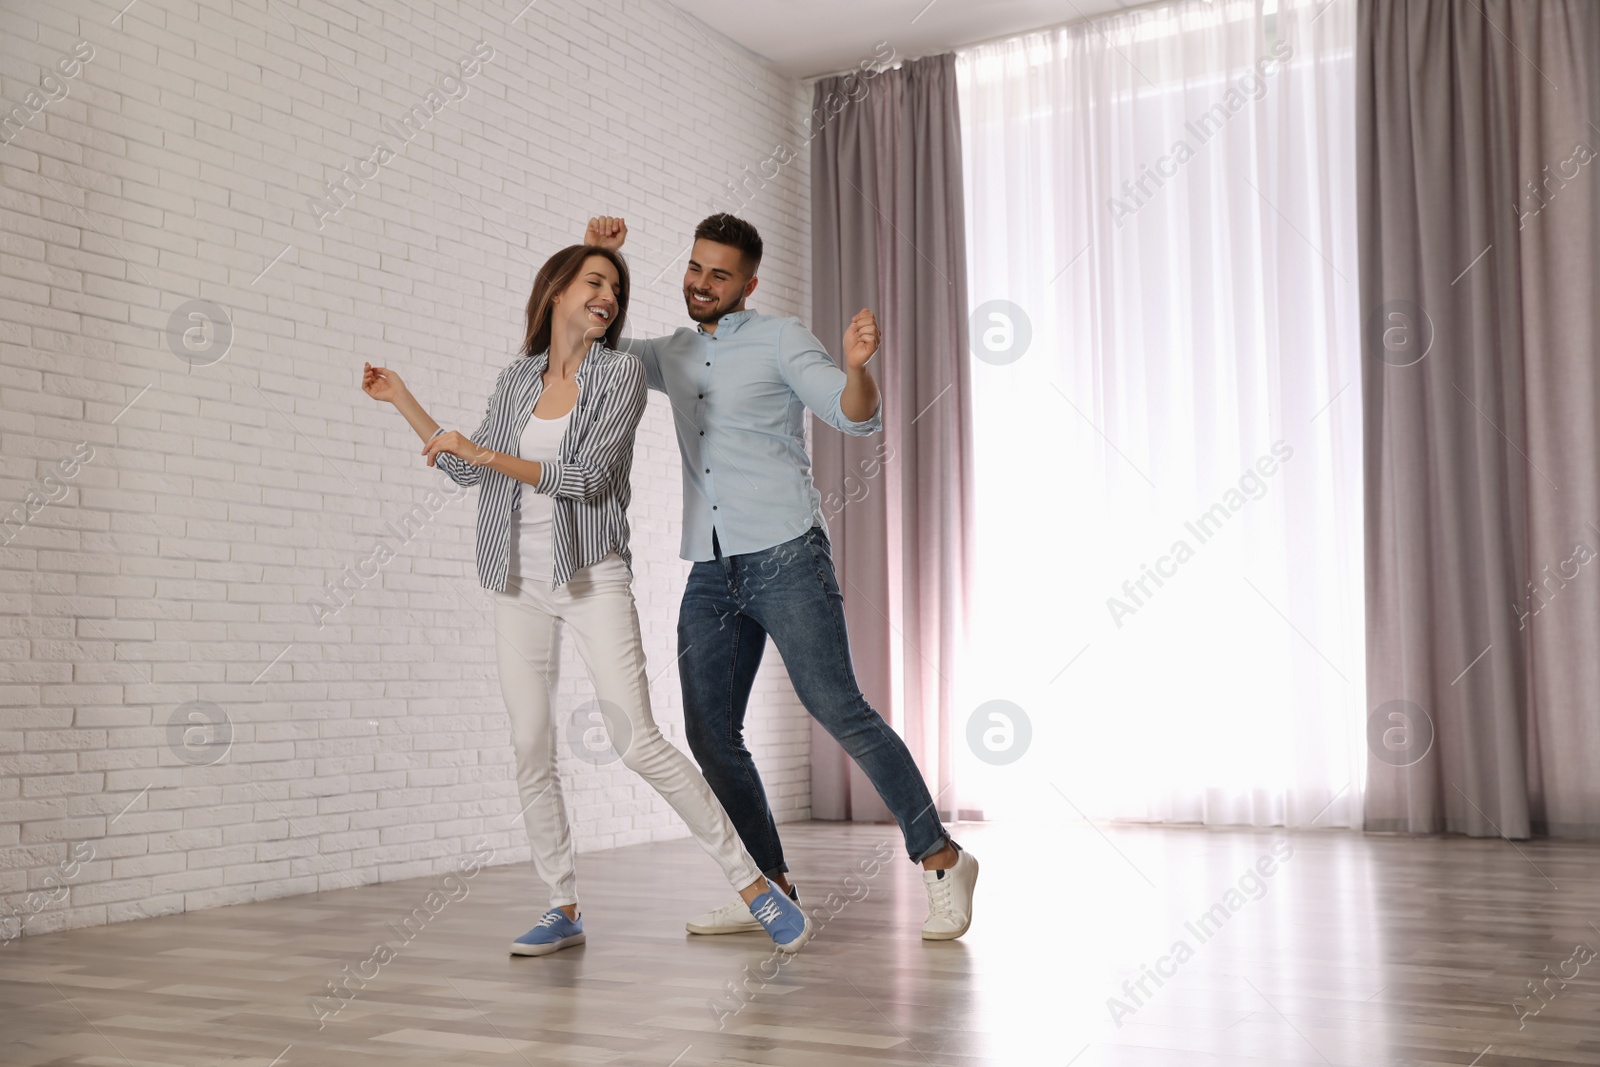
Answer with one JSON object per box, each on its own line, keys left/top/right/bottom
{"left": 362, "top": 362, "right": 408, "bottom": 404}
{"left": 422, "top": 430, "right": 493, "bottom": 469}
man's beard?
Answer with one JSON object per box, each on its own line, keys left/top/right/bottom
{"left": 684, "top": 288, "right": 737, "bottom": 323}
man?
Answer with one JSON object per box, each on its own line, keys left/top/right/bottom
{"left": 584, "top": 213, "right": 977, "bottom": 940}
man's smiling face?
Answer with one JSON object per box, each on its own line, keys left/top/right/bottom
{"left": 683, "top": 238, "right": 757, "bottom": 324}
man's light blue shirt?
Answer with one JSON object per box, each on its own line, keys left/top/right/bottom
{"left": 623, "top": 308, "right": 881, "bottom": 563}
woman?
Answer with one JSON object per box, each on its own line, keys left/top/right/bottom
{"left": 360, "top": 243, "right": 810, "bottom": 956}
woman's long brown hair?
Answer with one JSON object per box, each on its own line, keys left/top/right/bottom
{"left": 519, "top": 244, "right": 630, "bottom": 358}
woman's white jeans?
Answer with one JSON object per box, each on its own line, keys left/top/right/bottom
{"left": 491, "top": 553, "right": 763, "bottom": 908}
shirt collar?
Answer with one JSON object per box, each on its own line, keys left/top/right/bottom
{"left": 528, "top": 339, "right": 607, "bottom": 381}
{"left": 699, "top": 308, "right": 756, "bottom": 337}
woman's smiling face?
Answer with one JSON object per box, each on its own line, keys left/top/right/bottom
{"left": 554, "top": 254, "right": 623, "bottom": 342}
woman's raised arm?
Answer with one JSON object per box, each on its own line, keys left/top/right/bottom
{"left": 362, "top": 362, "right": 442, "bottom": 443}
{"left": 363, "top": 360, "right": 499, "bottom": 487}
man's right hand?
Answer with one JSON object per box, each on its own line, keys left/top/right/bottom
{"left": 585, "top": 215, "right": 627, "bottom": 251}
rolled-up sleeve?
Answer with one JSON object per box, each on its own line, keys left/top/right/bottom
{"left": 775, "top": 318, "right": 882, "bottom": 436}
{"left": 534, "top": 357, "right": 647, "bottom": 501}
{"left": 435, "top": 363, "right": 512, "bottom": 487}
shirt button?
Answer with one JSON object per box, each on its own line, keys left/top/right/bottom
{"left": 699, "top": 431, "right": 705, "bottom": 436}
{"left": 713, "top": 506, "right": 718, "bottom": 510}
{"left": 704, "top": 362, "right": 710, "bottom": 366}
{"left": 704, "top": 468, "right": 710, "bottom": 473}
{"left": 698, "top": 394, "right": 704, "bottom": 399}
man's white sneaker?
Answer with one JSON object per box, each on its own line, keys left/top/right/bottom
{"left": 921, "top": 849, "right": 978, "bottom": 940}
{"left": 687, "top": 884, "right": 800, "bottom": 935}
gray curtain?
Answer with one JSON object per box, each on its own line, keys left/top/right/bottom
{"left": 1360, "top": 0, "right": 1600, "bottom": 837}
{"left": 808, "top": 53, "right": 975, "bottom": 823}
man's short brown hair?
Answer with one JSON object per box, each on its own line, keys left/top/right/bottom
{"left": 694, "top": 213, "right": 763, "bottom": 273}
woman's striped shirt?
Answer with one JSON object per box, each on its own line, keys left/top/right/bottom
{"left": 434, "top": 342, "right": 646, "bottom": 591}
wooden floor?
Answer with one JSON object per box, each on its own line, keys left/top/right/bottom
{"left": 5, "top": 819, "right": 1600, "bottom": 1066}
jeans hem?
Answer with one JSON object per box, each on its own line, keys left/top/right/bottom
{"left": 910, "top": 833, "right": 958, "bottom": 865}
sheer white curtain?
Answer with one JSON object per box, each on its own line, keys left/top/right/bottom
{"left": 953, "top": 0, "right": 1363, "bottom": 828}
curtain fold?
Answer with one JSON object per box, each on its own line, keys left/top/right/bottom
{"left": 956, "top": 0, "right": 1365, "bottom": 827}
{"left": 809, "top": 54, "right": 975, "bottom": 823}
{"left": 1359, "top": 0, "right": 1600, "bottom": 837}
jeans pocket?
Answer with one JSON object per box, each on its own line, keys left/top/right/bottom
{"left": 803, "top": 529, "right": 839, "bottom": 592}
{"left": 805, "top": 525, "right": 831, "bottom": 558}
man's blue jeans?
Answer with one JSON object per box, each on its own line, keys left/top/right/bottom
{"left": 678, "top": 526, "right": 951, "bottom": 878}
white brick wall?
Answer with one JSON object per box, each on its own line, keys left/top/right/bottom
{"left": 0, "top": 0, "right": 815, "bottom": 938}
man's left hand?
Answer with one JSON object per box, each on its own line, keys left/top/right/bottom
{"left": 844, "top": 308, "right": 880, "bottom": 370}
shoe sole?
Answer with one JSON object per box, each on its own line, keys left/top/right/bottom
{"left": 685, "top": 920, "right": 763, "bottom": 935}
{"left": 510, "top": 932, "right": 586, "bottom": 956}
{"left": 921, "top": 919, "right": 970, "bottom": 941}
{"left": 921, "top": 856, "right": 979, "bottom": 941}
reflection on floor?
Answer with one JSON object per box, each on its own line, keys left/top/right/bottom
{"left": 5, "top": 819, "right": 1598, "bottom": 1065}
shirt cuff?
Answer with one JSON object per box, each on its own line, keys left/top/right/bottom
{"left": 835, "top": 403, "right": 883, "bottom": 436}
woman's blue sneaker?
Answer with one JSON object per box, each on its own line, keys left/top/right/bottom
{"left": 748, "top": 882, "right": 813, "bottom": 953}
{"left": 510, "top": 908, "right": 586, "bottom": 956}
